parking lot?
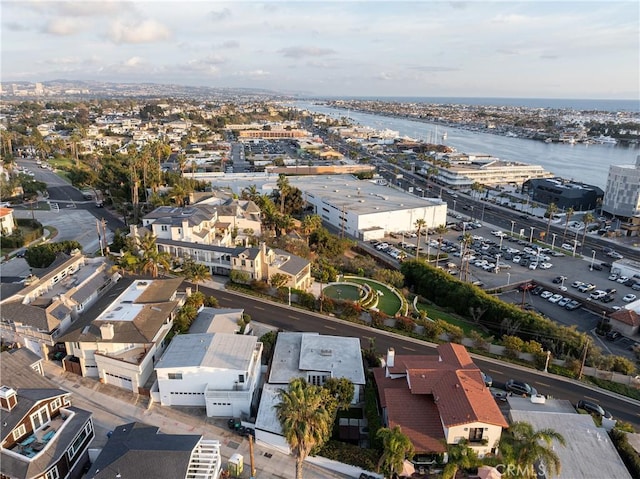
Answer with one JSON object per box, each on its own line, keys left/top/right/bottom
{"left": 375, "top": 215, "right": 640, "bottom": 360}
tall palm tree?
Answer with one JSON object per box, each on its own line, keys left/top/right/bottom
{"left": 545, "top": 202, "right": 558, "bottom": 243}
{"left": 499, "top": 421, "right": 566, "bottom": 479}
{"left": 182, "top": 257, "right": 212, "bottom": 292}
{"left": 376, "top": 426, "right": 415, "bottom": 477}
{"left": 581, "top": 212, "right": 595, "bottom": 253}
{"left": 277, "top": 173, "right": 291, "bottom": 214}
{"left": 275, "top": 378, "right": 334, "bottom": 479}
{"left": 414, "top": 218, "right": 427, "bottom": 260}
{"left": 434, "top": 224, "right": 448, "bottom": 265}
{"left": 562, "top": 207, "right": 574, "bottom": 243}
{"left": 301, "top": 214, "right": 322, "bottom": 245}
{"left": 442, "top": 439, "right": 481, "bottom": 479}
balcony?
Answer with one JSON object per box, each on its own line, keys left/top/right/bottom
{"left": 9, "top": 412, "right": 69, "bottom": 459}
{"left": 95, "top": 346, "right": 148, "bottom": 365}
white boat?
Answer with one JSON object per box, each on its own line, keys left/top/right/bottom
{"left": 594, "top": 135, "right": 618, "bottom": 145}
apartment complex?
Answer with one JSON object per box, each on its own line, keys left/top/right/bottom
{"left": 602, "top": 155, "right": 640, "bottom": 218}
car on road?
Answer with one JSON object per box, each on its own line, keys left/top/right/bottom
{"left": 608, "top": 251, "right": 624, "bottom": 259}
{"left": 548, "top": 294, "right": 563, "bottom": 303}
{"left": 505, "top": 379, "right": 538, "bottom": 397}
{"left": 561, "top": 243, "right": 574, "bottom": 251}
{"left": 590, "top": 263, "right": 603, "bottom": 271}
{"left": 481, "top": 372, "right": 493, "bottom": 387}
{"left": 576, "top": 399, "right": 612, "bottom": 419}
{"left": 623, "top": 294, "right": 637, "bottom": 302}
{"left": 539, "top": 262, "right": 553, "bottom": 269}
{"left": 552, "top": 276, "right": 566, "bottom": 284}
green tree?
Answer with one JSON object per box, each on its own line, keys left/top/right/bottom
{"left": 270, "top": 273, "right": 289, "bottom": 289}
{"left": 544, "top": 202, "right": 558, "bottom": 242}
{"left": 276, "top": 173, "right": 291, "bottom": 215}
{"left": 182, "top": 257, "right": 212, "bottom": 292}
{"left": 376, "top": 426, "right": 415, "bottom": 477}
{"left": 275, "top": 378, "right": 334, "bottom": 479}
{"left": 581, "top": 212, "right": 595, "bottom": 253}
{"left": 323, "top": 377, "right": 354, "bottom": 412}
{"left": 414, "top": 218, "right": 426, "bottom": 260}
{"left": 562, "top": 207, "right": 574, "bottom": 243}
{"left": 499, "top": 421, "right": 566, "bottom": 479}
{"left": 442, "top": 440, "right": 481, "bottom": 479}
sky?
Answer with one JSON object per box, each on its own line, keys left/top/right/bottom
{"left": 1, "top": 0, "right": 639, "bottom": 99}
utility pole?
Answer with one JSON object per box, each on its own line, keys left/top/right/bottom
{"left": 96, "top": 219, "right": 104, "bottom": 256}
{"left": 579, "top": 338, "right": 589, "bottom": 379}
{"left": 101, "top": 218, "right": 109, "bottom": 254}
{"left": 248, "top": 434, "right": 256, "bottom": 478}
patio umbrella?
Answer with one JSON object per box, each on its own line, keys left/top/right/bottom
{"left": 477, "top": 465, "right": 502, "bottom": 479}
{"left": 400, "top": 460, "right": 415, "bottom": 476}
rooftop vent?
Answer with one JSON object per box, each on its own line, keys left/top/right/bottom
{"left": 100, "top": 323, "right": 115, "bottom": 340}
{"left": 0, "top": 386, "right": 17, "bottom": 411}
{"left": 319, "top": 349, "right": 333, "bottom": 356}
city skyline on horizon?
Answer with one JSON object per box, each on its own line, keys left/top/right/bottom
{"left": 2, "top": 1, "right": 639, "bottom": 100}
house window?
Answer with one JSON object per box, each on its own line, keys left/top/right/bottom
{"left": 51, "top": 397, "right": 62, "bottom": 411}
{"left": 68, "top": 421, "right": 93, "bottom": 460}
{"left": 469, "top": 428, "right": 484, "bottom": 442}
{"left": 161, "top": 225, "right": 168, "bottom": 231}
{"left": 30, "top": 405, "right": 50, "bottom": 431}
{"left": 45, "top": 467, "right": 60, "bottom": 479}
{"left": 238, "top": 374, "right": 245, "bottom": 383}
{"left": 168, "top": 373, "right": 183, "bottom": 380}
{"left": 12, "top": 424, "right": 26, "bottom": 441}
{"left": 241, "top": 260, "right": 246, "bottom": 266}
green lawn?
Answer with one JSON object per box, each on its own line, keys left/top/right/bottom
{"left": 323, "top": 284, "right": 363, "bottom": 302}
{"left": 416, "top": 303, "right": 488, "bottom": 337}
{"left": 345, "top": 277, "right": 402, "bottom": 316}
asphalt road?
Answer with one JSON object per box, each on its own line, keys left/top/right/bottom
{"left": 198, "top": 284, "right": 640, "bottom": 430}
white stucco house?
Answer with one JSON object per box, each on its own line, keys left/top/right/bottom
{"left": 254, "top": 332, "right": 366, "bottom": 453}
{"left": 154, "top": 332, "right": 263, "bottom": 417}
{"left": 60, "top": 278, "right": 186, "bottom": 393}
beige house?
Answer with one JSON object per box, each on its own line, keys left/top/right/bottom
{"left": 0, "top": 207, "right": 15, "bottom": 236}
{"left": 374, "top": 343, "right": 508, "bottom": 462}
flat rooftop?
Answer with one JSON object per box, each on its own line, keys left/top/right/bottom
{"left": 288, "top": 174, "right": 444, "bottom": 216}
{"left": 156, "top": 333, "right": 259, "bottom": 370}
{"left": 509, "top": 406, "right": 631, "bottom": 479}
{"left": 268, "top": 332, "right": 365, "bottom": 385}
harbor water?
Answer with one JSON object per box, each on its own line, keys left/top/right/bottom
{"left": 295, "top": 101, "right": 640, "bottom": 189}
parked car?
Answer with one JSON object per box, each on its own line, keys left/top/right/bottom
{"left": 548, "top": 294, "right": 563, "bottom": 303}
{"left": 590, "top": 290, "right": 607, "bottom": 300}
{"left": 505, "top": 379, "right": 538, "bottom": 397}
{"left": 552, "top": 276, "right": 566, "bottom": 284}
{"left": 571, "top": 281, "right": 584, "bottom": 288}
{"left": 576, "top": 399, "right": 612, "bottom": 419}
{"left": 608, "top": 273, "right": 619, "bottom": 281}
{"left": 623, "top": 294, "right": 637, "bottom": 302}
{"left": 590, "top": 263, "right": 603, "bottom": 271}
{"left": 578, "top": 283, "right": 596, "bottom": 292}
{"left": 565, "top": 300, "right": 582, "bottom": 311}
{"left": 606, "top": 331, "right": 622, "bottom": 341}
{"left": 616, "top": 276, "right": 629, "bottom": 284}
{"left": 540, "top": 291, "right": 553, "bottom": 299}
{"left": 531, "top": 286, "right": 544, "bottom": 296}
{"left": 557, "top": 297, "right": 571, "bottom": 307}
{"left": 518, "top": 282, "right": 537, "bottom": 292}
{"left": 481, "top": 372, "right": 493, "bottom": 387}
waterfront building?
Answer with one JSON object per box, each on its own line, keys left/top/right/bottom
{"left": 522, "top": 177, "right": 604, "bottom": 211}
{"left": 420, "top": 153, "right": 552, "bottom": 187}
{"left": 288, "top": 174, "right": 447, "bottom": 240}
{"left": 238, "top": 128, "right": 310, "bottom": 139}
{"left": 602, "top": 155, "right": 640, "bottom": 219}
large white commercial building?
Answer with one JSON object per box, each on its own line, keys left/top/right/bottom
{"left": 602, "top": 155, "right": 640, "bottom": 218}
{"left": 288, "top": 175, "right": 447, "bottom": 240}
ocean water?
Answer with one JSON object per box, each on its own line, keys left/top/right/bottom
{"left": 309, "top": 96, "right": 640, "bottom": 113}
{"left": 295, "top": 101, "right": 640, "bottom": 189}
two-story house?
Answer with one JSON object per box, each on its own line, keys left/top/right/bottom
{"left": 232, "top": 243, "right": 312, "bottom": 291}
{"left": 59, "top": 278, "right": 186, "bottom": 393}
{"left": 0, "top": 254, "right": 118, "bottom": 359}
{"left": 86, "top": 422, "right": 221, "bottom": 479}
{"left": 154, "top": 332, "right": 263, "bottom": 417}
{"left": 0, "top": 207, "right": 15, "bottom": 236}
{"left": 373, "top": 343, "right": 508, "bottom": 464}
{"left": 140, "top": 204, "right": 232, "bottom": 246}
{"left": 255, "top": 332, "right": 366, "bottom": 453}
{"left": 0, "top": 349, "right": 94, "bottom": 479}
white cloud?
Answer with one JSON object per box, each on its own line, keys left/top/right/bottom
{"left": 492, "top": 14, "right": 530, "bottom": 25}
{"left": 124, "top": 56, "right": 144, "bottom": 67}
{"left": 279, "top": 46, "right": 337, "bottom": 59}
{"left": 108, "top": 18, "right": 171, "bottom": 44}
{"left": 43, "top": 17, "right": 83, "bottom": 36}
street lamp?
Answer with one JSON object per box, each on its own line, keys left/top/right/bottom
{"left": 452, "top": 199, "right": 456, "bottom": 214}
{"left": 481, "top": 203, "right": 486, "bottom": 223}
{"left": 590, "top": 250, "right": 596, "bottom": 271}
{"left": 510, "top": 220, "right": 515, "bottom": 237}
{"left": 288, "top": 286, "right": 291, "bottom": 306}
{"left": 551, "top": 233, "right": 557, "bottom": 251}
{"left": 529, "top": 226, "right": 535, "bottom": 244}
{"left": 572, "top": 239, "right": 578, "bottom": 258}
{"left": 544, "top": 350, "right": 551, "bottom": 373}
{"left": 495, "top": 253, "right": 501, "bottom": 274}
{"left": 507, "top": 272, "right": 511, "bottom": 285}
{"left": 499, "top": 234, "right": 504, "bottom": 251}
{"left": 560, "top": 276, "right": 567, "bottom": 289}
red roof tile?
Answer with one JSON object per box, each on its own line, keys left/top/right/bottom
{"left": 384, "top": 388, "right": 447, "bottom": 454}
{"left": 437, "top": 343, "right": 475, "bottom": 369}
{"left": 609, "top": 309, "right": 640, "bottom": 327}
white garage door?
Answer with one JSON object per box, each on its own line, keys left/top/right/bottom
{"left": 105, "top": 372, "right": 133, "bottom": 390}
{"left": 206, "top": 400, "right": 233, "bottom": 417}
{"left": 24, "top": 338, "right": 43, "bottom": 358}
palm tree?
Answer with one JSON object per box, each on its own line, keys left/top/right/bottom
{"left": 471, "top": 182, "right": 485, "bottom": 199}
{"left": 275, "top": 378, "right": 334, "bottom": 479}
{"left": 414, "top": 219, "right": 427, "bottom": 260}
{"left": 581, "top": 212, "right": 595, "bottom": 253}
{"left": 301, "top": 214, "right": 322, "bottom": 245}
{"left": 545, "top": 202, "right": 558, "bottom": 242}
{"left": 434, "top": 224, "right": 448, "bottom": 265}
{"left": 499, "top": 421, "right": 566, "bottom": 479}
{"left": 183, "top": 257, "right": 212, "bottom": 292}
{"left": 442, "top": 439, "right": 481, "bottom": 479}
{"left": 376, "top": 426, "right": 415, "bottom": 477}
{"left": 562, "top": 207, "right": 574, "bottom": 243}
{"left": 277, "top": 173, "right": 291, "bottom": 214}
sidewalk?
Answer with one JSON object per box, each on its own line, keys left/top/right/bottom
{"left": 42, "top": 361, "right": 351, "bottom": 479}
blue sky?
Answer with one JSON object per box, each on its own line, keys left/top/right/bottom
{"left": 1, "top": 1, "right": 638, "bottom": 99}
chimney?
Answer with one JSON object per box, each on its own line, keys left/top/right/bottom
{"left": 0, "top": 386, "right": 18, "bottom": 411}
{"left": 386, "top": 348, "right": 395, "bottom": 368}
{"left": 129, "top": 224, "right": 139, "bottom": 244}
{"left": 100, "top": 323, "right": 115, "bottom": 340}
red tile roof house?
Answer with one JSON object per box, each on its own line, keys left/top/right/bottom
{"left": 373, "top": 343, "right": 508, "bottom": 465}
{"left": 608, "top": 309, "right": 640, "bottom": 337}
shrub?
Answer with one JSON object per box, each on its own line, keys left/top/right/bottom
{"left": 502, "top": 335, "right": 525, "bottom": 359}
{"left": 609, "top": 429, "right": 640, "bottom": 478}
{"left": 364, "top": 378, "right": 383, "bottom": 451}
{"left": 421, "top": 320, "right": 444, "bottom": 340}
{"left": 317, "top": 440, "right": 378, "bottom": 471}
